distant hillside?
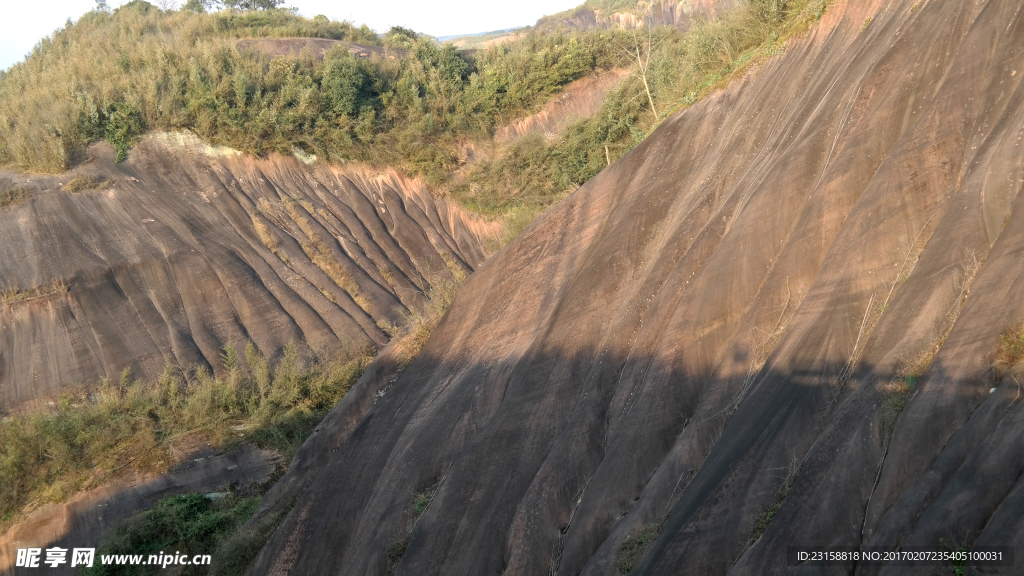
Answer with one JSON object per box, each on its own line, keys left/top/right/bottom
{"left": 538, "top": 0, "right": 739, "bottom": 30}
{"left": 453, "top": 0, "right": 738, "bottom": 51}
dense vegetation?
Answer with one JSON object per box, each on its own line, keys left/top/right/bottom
{"left": 0, "top": 344, "right": 370, "bottom": 530}
{"left": 0, "top": 0, "right": 828, "bottom": 233}
{"left": 0, "top": 1, "right": 618, "bottom": 178}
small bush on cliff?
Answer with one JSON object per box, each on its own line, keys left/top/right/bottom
{"left": 377, "top": 272, "right": 462, "bottom": 367}
{"left": 614, "top": 521, "right": 663, "bottom": 574}
{"left": 63, "top": 174, "right": 103, "bottom": 192}
{"left": 0, "top": 179, "right": 27, "bottom": 209}
{"left": 385, "top": 538, "right": 409, "bottom": 574}
{"left": 998, "top": 327, "right": 1024, "bottom": 366}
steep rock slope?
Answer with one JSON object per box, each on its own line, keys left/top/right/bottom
{"left": 248, "top": 0, "right": 1024, "bottom": 574}
{"left": 0, "top": 134, "right": 496, "bottom": 406}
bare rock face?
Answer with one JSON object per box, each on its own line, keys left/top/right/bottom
{"left": 248, "top": 0, "right": 1024, "bottom": 575}
{"left": 0, "top": 134, "right": 497, "bottom": 406}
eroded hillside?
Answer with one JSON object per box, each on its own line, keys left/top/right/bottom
{"left": 246, "top": 0, "right": 1024, "bottom": 574}
{"left": 0, "top": 134, "right": 495, "bottom": 406}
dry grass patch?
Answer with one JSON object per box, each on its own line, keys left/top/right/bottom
{"left": 748, "top": 455, "right": 802, "bottom": 546}
{"left": 377, "top": 277, "right": 460, "bottom": 367}
{"left": 0, "top": 179, "right": 27, "bottom": 209}
{"left": 1, "top": 280, "right": 68, "bottom": 307}
{"left": 285, "top": 199, "right": 372, "bottom": 312}
{"left": 997, "top": 327, "right": 1024, "bottom": 367}
{"left": 62, "top": 174, "right": 103, "bottom": 193}
{"left": 252, "top": 213, "right": 285, "bottom": 261}
{"left": 991, "top": 326, "right": 1024, "bottom": 399}
{"left": 614, "top": 521, "right": 664, "bottom": 575}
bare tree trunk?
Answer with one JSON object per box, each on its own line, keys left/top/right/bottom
{"left": 636, "top": 44, "right": 659, "bottom": 119}
{"left": 629, "top": 13, "right": 659, "bottom": 121}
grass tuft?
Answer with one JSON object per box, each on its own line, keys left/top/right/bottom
{"left": 63, "top": 174, "right": 103, "bottom": 193}
{"left": 385, "top": 538, "right": 409, "bottom": 575}
{"left": 998, "top": 327, "right": 1024, "bottom": 366}
{"left": 0, "top": 179, "right": 28, "bottom": 209}
{"left": 413, "top": 490, "right": 434, "bottom": 519}
{"left": 385, "top": 277, "right": 460, "bottom": 367}
{"left": 614, "top": 521, "right": 664, "bottom": 575}
{"left": 1, "top": 280, "right": 68, "bottom": 307}
{"left": 748, "top": 456, "right": 802, "bottom": 545}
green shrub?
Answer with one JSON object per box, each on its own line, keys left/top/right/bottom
{"left": 81, "top": 492, "right": 259, "bottom": 576}
{"left": 385, "top": 538, "right": 409, "bottom": 574}
{"left": 939, "top": 537, "right": 968, "bottom": 576}
{"left": 104, "top": 103, "right": 144, "bottom": 163}
{"left": 0, "top": 7, "right": 614, "bottom": 175}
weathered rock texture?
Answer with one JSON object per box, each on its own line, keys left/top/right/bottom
{"left": 0, "top": 134, "right": 496, "bottom": 406}
{"left": 248, "top": 0, "right": 1024, "bottom": 574}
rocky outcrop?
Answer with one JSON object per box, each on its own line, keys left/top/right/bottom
{"left": 0, "top": 134, "right": 497, "bottom": 407}
{"left": 248, "top": 0, "right": 1024, "bottom": 574}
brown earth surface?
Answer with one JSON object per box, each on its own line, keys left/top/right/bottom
{"left": 244, "top": 0, "right": 1024, "bottom": 575}
{"left": 0, "top": 133, "right": 497, "bottom": 407}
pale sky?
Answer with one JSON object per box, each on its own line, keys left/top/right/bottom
{"left": 0, "top": 0, "right": 583, "bottom": 71}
